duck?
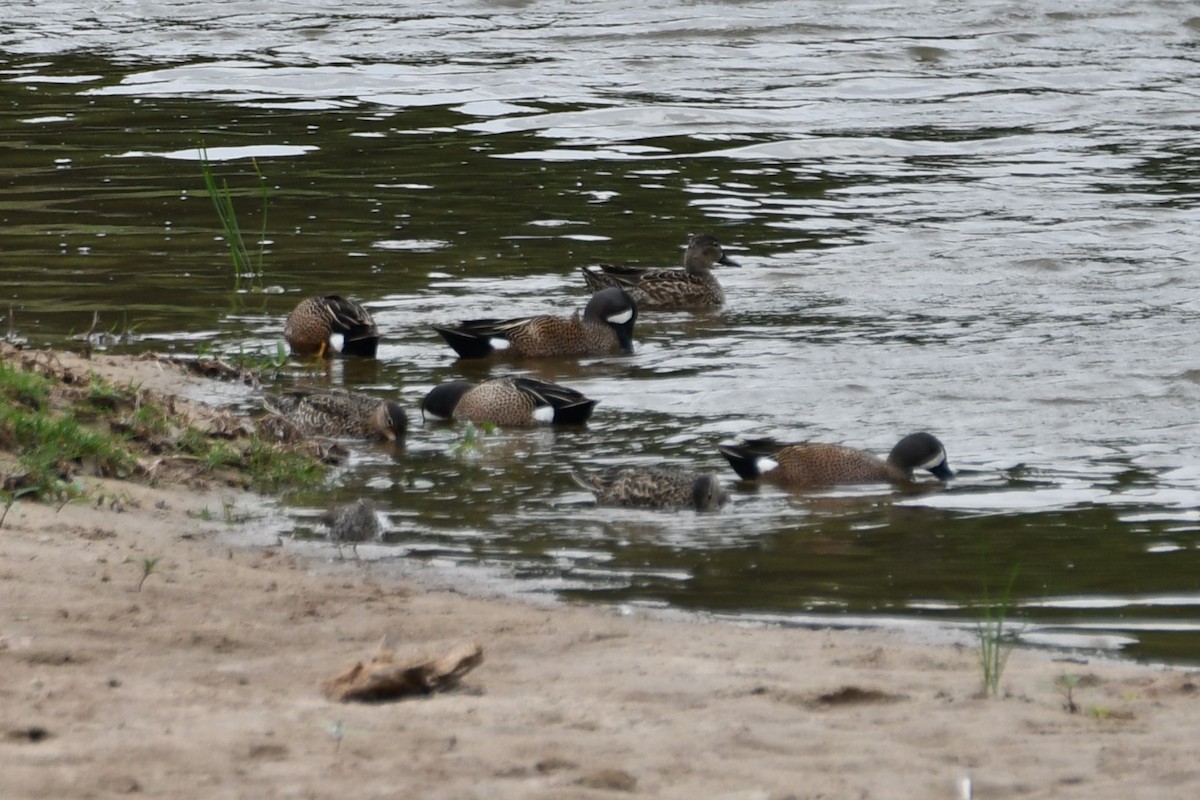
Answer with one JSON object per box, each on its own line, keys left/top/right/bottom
{"left": 580, "top": 234, "right": 741, "bottom": 310}
{"left": 434, "top": 287, "right": 637, "bottom": 359}
{"left": 572, "top": 467, "right": 729, "bottom": 511}
{"left": 284, "top": 295, "right": 379, "bottom": 358}
{"left": 321, "top": 498, "right": 385, "bottom": 559}
{"left": 718, "top": 431, "right": 954, "bottom": 489}
{"left": 262, "top": 390, "right": 407, "bottom": 441}
{"left": 421, "top": 376, "right": 597, "bottom": 427}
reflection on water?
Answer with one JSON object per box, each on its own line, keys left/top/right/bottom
{"left": 2, "top": 1, "right": 1200, "bottom": 664}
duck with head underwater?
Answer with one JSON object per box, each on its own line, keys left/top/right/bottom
{"left": 718, "top": 431, "right": 954, "bottom": 489}
{"left": 434, "top": 287, "right": 637, "bottom": 360}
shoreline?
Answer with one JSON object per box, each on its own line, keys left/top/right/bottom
{"left": 3, "top": 348, "right": 1200, "bottom": 798}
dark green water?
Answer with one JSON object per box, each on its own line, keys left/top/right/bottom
{"left": 3, "top": 2, "right": 1200, "bottom": 664}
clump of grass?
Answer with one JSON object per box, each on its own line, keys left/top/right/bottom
{"left": 124, "top": 555, "right": 163, "bottom": 592}
{"left": 0, "top": 365, "right": 140, "bottom": 500}
{"left": 0, "top": 487, "right": 36, "bottom": 530}
{"left": 228, "top": 341, "right": 288, "bottom": 376}
{"left": 176, "top": 427, "right": 324, "bottom": 491}
{"left": 450, "top": 421, "right": 497, "bottom": 457}
{"left": 0, "top": 360, "right": 51, "bottom": 412}
{"left": 0, "top": 356, "right": 326, "bottom": 503}
{"left": 975, "top": 566, "right": 1021, "bottom": 698}
{"left": 86, "top": 376, "right": 139, "bottom": 411}
{"left": 242, "top": 438, "right": 325, "bottom": 489}
{"left": 199, "top": 144, "right": 270, "bottom": 290}
{"left": 1057, "top": 673, "right": 1081, "bottom": 713}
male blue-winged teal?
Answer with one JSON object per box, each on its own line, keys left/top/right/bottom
{"left": 572, "top": 467, "right": 729, "bottom": 511}
{"left": 421, "top": 376, "right": 597, "bottom": 427}
{"left": 434, "top": 287, "right": 637, "bottom": 359}
{"left": 321, "top": 498, "right": 384, "bottom": 559}
{"left": 262, "top": 390, "right": 406, "bottom": 441}
{"left": 580, "top": 234, "right": 741, "bottom": 310}
{"left": 284, "top": 295, "right": 380, "bottom": 358}
{"left": 718, "top": 432, "right": 954, "bottom": 489}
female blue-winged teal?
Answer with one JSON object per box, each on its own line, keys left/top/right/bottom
{"left": 718, "top": 432, "right": 954, "bottom": 489}
{"left": 580, "top": 234, "right": 741, "bottom": 310}
{"left": 262, "top": 390, "right": 407, "bottom": 441}
{"left": 321, "top": 498, "right": 385, "bottom": 559}
{"left": 421, "top": 376, "right": 597, "bottom": 427}
{"left": 434, "top": 287, "right": 637, "bottom": 359}
{"left": 284, "top": 295, "right": 380, "bottom": 358}
{"left": 572, "top": 467, "right": 729, "bottom": 511}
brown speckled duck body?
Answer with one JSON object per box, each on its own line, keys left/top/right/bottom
{"left": 262, "top": 390, "right": 406, "bottom": 441}
{"left": 580, "top": 234, "right": 741, "bottom": 310}
{"left": 434, "top": 288, "right": 637, "bottom": 359}
{"left": 718, "top": 432, "right": 954, "bottom": 489}
{"left": 421, "top": 377, "right": 597, "bottom": 427}
{"left": 572, "top": 467, "right": 728, "bottom": 511}
{"left": 284, "top": 295, "right": 379, "bottom": 358}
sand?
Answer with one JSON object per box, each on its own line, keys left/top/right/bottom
{"left": 2, "top": 349, "right": 1199, "bottom": 799}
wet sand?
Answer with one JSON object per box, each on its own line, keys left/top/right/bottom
{"left": 2, "top": 350, "right": 1199, "bottom": 799}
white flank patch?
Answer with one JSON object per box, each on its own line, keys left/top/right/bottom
{"left": 607, "top": 308, "right": 633, "bottom": 325}
{"left": 758, "top": 457, "right": 779, "bottom": 474}
{"left": 533, "top": 406, "right": 555, "bottom": 423}
{"left": 329, "top": 333, "right": 345, "bottom": 352}
{"left": 919, "top": 449, "right": 947, "bottom": 470}
{"left": 489, "top": 337, "right": 511, "bottom": 350}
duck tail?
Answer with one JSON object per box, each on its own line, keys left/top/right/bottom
{"left": 718, "top": 438, "right": 782, "bottom": 481}
{"left": 553, "top": 398, "right": 599, "bottom": 425}
{"left": 580, "top": 265, "right": 613, "bottom": 292}
{"left": 434, "top": 324, "right": 497, "bottom": 359}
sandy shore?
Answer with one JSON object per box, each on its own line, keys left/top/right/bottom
{"left": 2, "top": 351, "right": 1199, "bottom": 799}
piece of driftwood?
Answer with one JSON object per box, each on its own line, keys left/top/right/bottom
{"left": 323, "top": 641, "right": 484, "bottom": 703}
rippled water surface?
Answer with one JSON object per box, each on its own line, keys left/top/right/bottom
{"left": 4, "top": 1, "right": 1200, "bottom": 663}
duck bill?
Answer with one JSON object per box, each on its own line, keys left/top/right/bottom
{"left": 718, "top": 254, "right": 741, "bottom": 268}
{"left": 930, "top": 463, "right": 955, "bottom": 481}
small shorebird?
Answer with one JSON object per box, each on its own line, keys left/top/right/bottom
{"left": 321, "top": 498, "right": 385, "bottom": 559}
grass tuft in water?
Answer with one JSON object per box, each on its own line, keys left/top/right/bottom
{"left": 450, "top": 421, "right": 497, "bottom": 457}
{"left": 199, "top": 143, "right": 270, "bottom": 290}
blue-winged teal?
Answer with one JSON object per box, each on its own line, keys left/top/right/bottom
{"left": 421, "top": 376, "right": 597, "bottom": 427}
{"left": 434, "top": 287, "right": 637, "bottom": 359}
{"left": 719, "top": 432, "right": 954, "bottom": 489}
{"left": 262, "top": 390, "right": 406, "bottom": 441}
{"left": 321, "top": 498, "right": 384, "bottom": 559}
{"left": 284, "top": 295, "right": 380, "bottom": 358}
{"left": 572, "top": 467, "right": 729, "bottom": 511}
{"left": 580, "top": 234, "right": 741, "bottom": 310}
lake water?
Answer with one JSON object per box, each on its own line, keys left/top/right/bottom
{"left": 3, "top": 1, "right": 1200, "bottom": 664}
